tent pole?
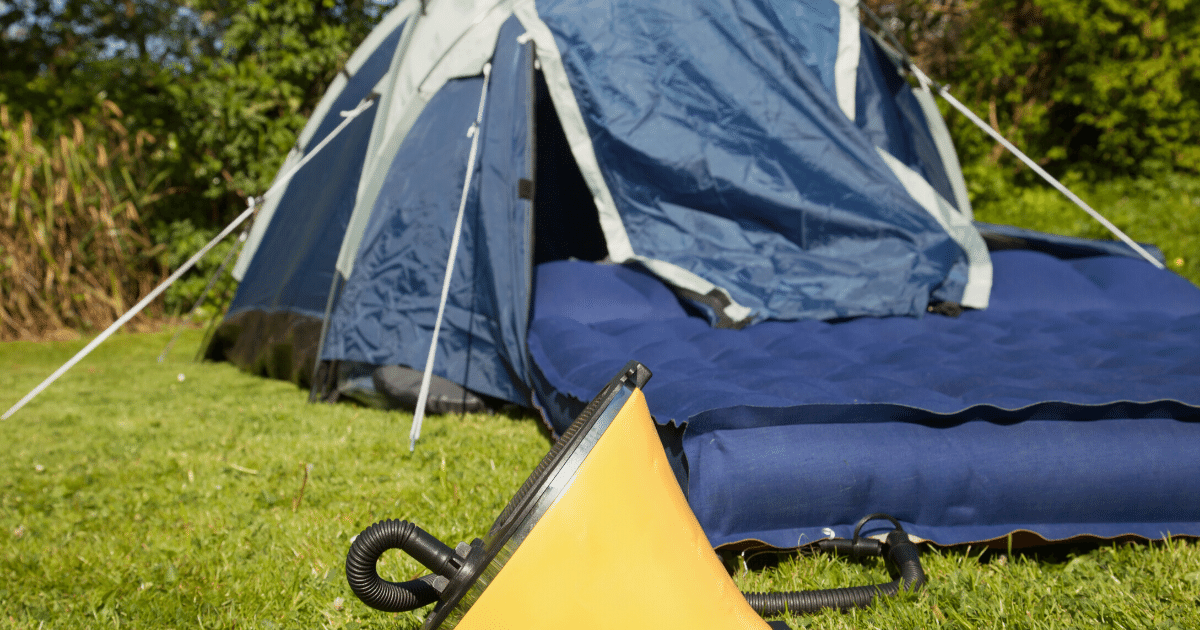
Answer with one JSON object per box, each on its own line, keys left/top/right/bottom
{"left": 857, "top": 4, "right": 1163, "bottom": 270}
{"left": 409, "top": 62, "right": 494, "bottom": 451}
{"left": 309, "top": 272, "right": 342, "bottom": 402}
{"left": 911, "top": 65, "right": 1164, "bottom": 269}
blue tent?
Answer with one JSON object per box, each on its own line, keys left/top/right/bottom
{"left": 209, "top": 0, "right": 1200, "bottom": 548}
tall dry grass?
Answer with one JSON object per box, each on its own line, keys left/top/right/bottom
{"left": 1, "top": 102, "right": 177, "bottom": 341}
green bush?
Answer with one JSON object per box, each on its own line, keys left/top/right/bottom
{"left": 1, "top": 0, "right": 392, "bottom": 337}
{"left": 866, "top": 0, "right": 1200, "bottom": 182}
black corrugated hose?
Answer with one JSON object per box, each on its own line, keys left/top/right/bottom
{"left": 347, "top": 514, "right": 925, "bottom": 617}
{"left": 743, "top": 514, "right": 927, "bottom": 616}
{"left": 345, "top": 519, "right": 464, "bottom": 612}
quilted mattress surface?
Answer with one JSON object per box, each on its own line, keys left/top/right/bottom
{"left": 527, "top": 250, "right": 1200, "bottom": 547}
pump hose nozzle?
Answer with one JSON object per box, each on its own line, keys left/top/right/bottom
{"left": 743, "top": 514, "right": 927, "bottom": 616}
{"left": 345, "top": 519, "right": 463, "bottom": 612}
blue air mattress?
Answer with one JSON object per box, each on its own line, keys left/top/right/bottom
{"left": 526, "top": 249, "right": 1200, "bottom": 548}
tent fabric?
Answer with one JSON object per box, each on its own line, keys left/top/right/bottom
{"left": 205, "top": 310, "right": 324, "bottom": 386}
{"left": 337, "top": 0, "right": 516, "bottom": 279}
{"left": 321, "top": 17, "right": 536, "bottom": 405}
{"left": 233, "top": 6, "right": 413, "bottom": 283}
{"left": 525, "top": 248, "right": 1200, "bottom": 547}
{"left": 224, "top": 105, "right": 377, "bottom": 320}
{"left": 206, "top": 8, "right": 409, "bottom": 382}
{"left": 855, "top": 31, "right": 958, "bottom": 211}
{"left": 524, "top": 0, "right": 988, "bottom": 325}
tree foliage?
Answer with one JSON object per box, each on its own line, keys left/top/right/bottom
{"left": 181, "top": 0, "right": 391, "bottom": 212}
{"left": 1, "top": 0, "right": 395, "bottom": 226}
{"left": 4, "top": 0, "right": 1196, "bottom": 218}
{"left": 0, "top": 0, "right": 394, "bottom": 338}
{"left": 866, "top": 0, "right": 1200, "bottom": 181}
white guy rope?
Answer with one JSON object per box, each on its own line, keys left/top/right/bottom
{"left": 409, "top": 62, "right": 493, "bottom": 451}
{"left": 2, "top": 97, "right": 377, "bottom": 421}
{"left": 1, "top": 199, "right": 256, "bottom": 421}
{"left": 907, "top": 66, "right": 1164, "bottom": 269}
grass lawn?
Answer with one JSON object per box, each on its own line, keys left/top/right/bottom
{"left": 2, "top": 329, "right": 1198, "bottom": 629}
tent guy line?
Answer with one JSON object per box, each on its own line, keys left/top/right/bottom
{"left": 909, "top": 64, "right": 1164, "bottom": 270}
{"left": 156, "top": 228, "right": 250, "bottom": 363}
{"left": 856, "top": 0, "right": 1163, "bottom": 270}
{"left": 1, "top": 97, "right": 377, "bottom": 422}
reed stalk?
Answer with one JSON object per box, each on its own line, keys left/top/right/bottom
{"left": 0, "top": 102, "right": 177, "bottom": 340}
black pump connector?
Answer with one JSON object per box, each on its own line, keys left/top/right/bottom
{"left": 345, "top": 519, "right": 465, "bottom": 613}
{"left": 743, "top": 514, "right": 926, "bottom": 616}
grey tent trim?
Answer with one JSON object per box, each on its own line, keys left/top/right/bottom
{"left": 876, "top": 147, "right": 992, "bottom": 308}
{"left": 833, "top": 0, "right": 861, "bottom": 121}
{"left": 336, "top": 2, "right": 423, "bottom": 279}
{"left": 512, "top": 0, "right": 635, "bottom": 262}
{"left": 861, "top": 29, "right": 973, "bottom": 218}
{"left": 337, "top": 0, "right": 516, "bottom": 278}
{"left": 913, "top": 83, "right": 973, "bottom": 218}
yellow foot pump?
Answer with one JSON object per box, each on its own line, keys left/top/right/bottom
{"left": 345, "top": 361, "right": 925, "bottom": 629}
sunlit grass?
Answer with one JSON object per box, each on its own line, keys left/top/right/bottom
{"left": 2, "top": 330, "right": 1197, "bottom": 628}
{"left": 1, "top": 329, "right": 549, "bottom": 628}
